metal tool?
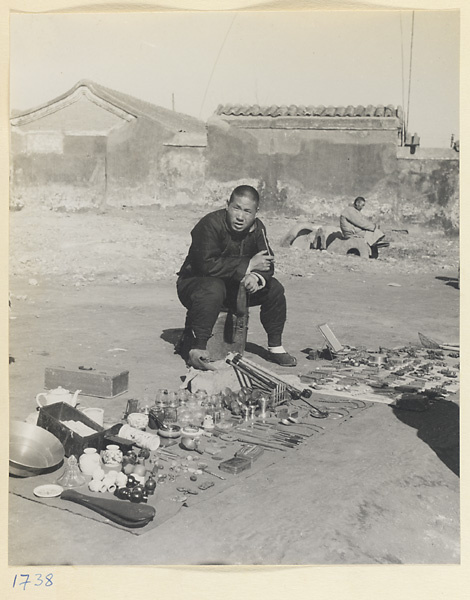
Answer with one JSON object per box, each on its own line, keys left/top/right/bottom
{"left": 261, "top": 228, "right": 274, "bottom": 258}
{"left": 418, "top": 332, "right": 459, "bottom": 351}
{"left": 238, "top": 430, "right": 300, "bottom": 447}
{"left": 226, "top": 353, "right": 312, "bottom": 400}
{"left": 176, "top": 487, "right": 199, "bottom": 495}
{"left": 200, "top": 467, "right": 226, "bottom": 480}
{"left": 280, "top": 417, "right": 319, "bottom": 429}
{"left": 234, "top": 433, "right": 293, "bottom": 450}
{"left": 258, "top": 397, "right": 268, "bottom": 420}
{"left": 281, "top": 419, "right": 325, "bottom": 432}
{"left": 158, "top": 449, "right": 179, "bottom": 459}
{"left": 233, "top": 361, "right": 277, "bottom": 392}
{"left": 255, "top": 421, "right": 310, "bottom": 436}
{"left": 299, "top": 397, "right": 329, "bottom": 418}
{"left": 238, "top": 423, "right": 304, "bottom": 438}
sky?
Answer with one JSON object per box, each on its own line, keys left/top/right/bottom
{"left": 9, "top": 10, "right": 459, "bottom": 147}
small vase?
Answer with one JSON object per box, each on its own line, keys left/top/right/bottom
{"left": 79, "top": 448, "right": 102, "bottom": 476}
{"left": 102, "top": 444, "right": 123, "bottom": 468}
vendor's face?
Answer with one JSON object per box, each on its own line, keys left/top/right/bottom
{"left": 355, "top": 199, "right": 365, "bottom": 211}
{"left": 226, "top": 195, "right": 258, "bottom": 233}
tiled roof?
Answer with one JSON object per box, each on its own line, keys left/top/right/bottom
{"left": 216, "top": 104, "right": 403, "bottom": 120}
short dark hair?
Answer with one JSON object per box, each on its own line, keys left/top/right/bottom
{"left": 354, "top": 196, "right": 365, "bottom": 207}
{"left": 229, "top": 185, "right": 259, "bottom": 206}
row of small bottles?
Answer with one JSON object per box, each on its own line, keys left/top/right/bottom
{"left": 149, "top": 389, "right": 226, "bottom": 427}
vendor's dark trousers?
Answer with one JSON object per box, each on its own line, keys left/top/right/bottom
{"left": 177, "top": 276, "right": 286, "bottom": 350}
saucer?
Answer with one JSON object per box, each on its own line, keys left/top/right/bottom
{"left": 33, "top": 484, "right": 64, "bottom": 498}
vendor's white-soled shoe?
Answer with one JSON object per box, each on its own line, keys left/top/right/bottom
{"left": 267, "top": 351, "right": 297, "bottom": 367}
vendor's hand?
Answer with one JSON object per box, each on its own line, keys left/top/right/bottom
{"left": 243, "top": 273, "right": 260, "bottom": 294}
{"left": 188, "top": 349, "right": 217, "bottom": 371}
{"left": 249, "top": 250, "right": 274, "bottom": 272}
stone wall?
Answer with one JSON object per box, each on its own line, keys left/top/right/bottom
{"left": 10, "top": 111, "right": 459, "bottom": 232}
{"left": 204, "top": 116, "right": 400, "bottom": 219}
{"left": 10, "top": 116, "right": 207, "bottom": 210}
{"left": 204, "top": 117, "right": 459, "bottom": 232}
{"left": 397, "top": 152, "right": 459, "bottom": 232}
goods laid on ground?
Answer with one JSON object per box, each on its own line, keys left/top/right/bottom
{"left": 9, "top": 334, "right": 459, "bottom": 532}
{"left": 302, "top": 339, "right": 459, "bottom": 407}
{"left": 10, "top": 371, "right": 363, "bottom": 532}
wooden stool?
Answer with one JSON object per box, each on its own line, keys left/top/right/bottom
{"left": 207, "top": 284, "right": 249, "bottom": 360}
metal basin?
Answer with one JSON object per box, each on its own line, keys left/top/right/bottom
{"left": 9, "top": 421, "right": 65, "bottom": 477}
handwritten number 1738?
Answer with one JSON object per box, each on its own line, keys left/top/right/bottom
{"left": 12, "top": 573, "right": 54, "bottom": 589}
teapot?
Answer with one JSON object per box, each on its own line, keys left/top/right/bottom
{"left": 36, "top": 386, "right": 81, "bottom": 408}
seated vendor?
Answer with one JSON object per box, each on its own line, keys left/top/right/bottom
{"left": 340, "top": 196, "right": 378, "bottom": 239}
{"left": 177, "top": 184, "right": 296, "bottom": 370}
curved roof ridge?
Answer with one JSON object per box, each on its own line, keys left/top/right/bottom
{"left": 11, "top": 80, "right": 206, "bottom": 134}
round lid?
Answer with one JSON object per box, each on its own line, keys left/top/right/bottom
{"left": 50, "top": 386, "right": 69, "bottom": 395}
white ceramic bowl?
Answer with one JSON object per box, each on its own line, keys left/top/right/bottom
{"left": 127, "top": 412, "right": 149, "bottom": 430}
{"left": 181, "top": 426, "right": 203, "bottom": 439}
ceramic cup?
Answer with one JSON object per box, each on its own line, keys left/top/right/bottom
{"left": 82, "top": 407, "right": 104, "bottom": 427}
{"left": 102, "top": 444, "right": 123, "bottom": 468}
{"left": 127, "top": 412, "right": 149, "bottom": 430}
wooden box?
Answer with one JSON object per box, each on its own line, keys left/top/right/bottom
{"left": 37, "top": 402, "right": 131, "bottom": 457}
{"left": 45, "top": 366, "right": 129, "bottom": 398}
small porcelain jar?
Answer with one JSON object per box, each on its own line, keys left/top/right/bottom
{"left": 127, "top": 412, "right": 149, "bottom": 430}
{"left": 102, "top": 444, "right": 123, "bottom": 468}
{"left": 79, "top": 448, "right": 102, "bottom": 476}
{"left": 203, "top": 415, "right": 214, "bottom": 430}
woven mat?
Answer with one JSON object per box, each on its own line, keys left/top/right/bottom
{"left": 10, "top": 398, "right": 370, "bottom": 535}
{"left": 9, "top": 449, "right": 280, "bottom": 535}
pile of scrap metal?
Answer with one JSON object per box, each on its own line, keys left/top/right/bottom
{"left": 280, "top": 221, "right": 391, "bottom": 258}
{"left": 300, "top": 326, "right": 459, "bottom": 410}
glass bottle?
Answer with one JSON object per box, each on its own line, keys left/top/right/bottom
{"left": 177, "top": 389, "right": 190, "bottom": 406}
{"left": 57, "top": 455, "right": 86, "bottom": 488}
{"left": 195, "top": 390, "right": 206, "bottom": 406}
{"left": 213, "top": 395, "right": 223, "bottom": 424}
{"left": 154, "top": 389, "right": 167, "bottom": 423}
{"left": 163, "top": 391, "right": 178, "bottom": 425}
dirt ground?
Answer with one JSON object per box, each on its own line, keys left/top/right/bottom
{"left": 8, "top": 204, "right": 460, "bottom": 565}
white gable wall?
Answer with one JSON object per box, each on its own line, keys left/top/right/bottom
{"left": 15, "top": 95, "right": 128, "bottom": 135}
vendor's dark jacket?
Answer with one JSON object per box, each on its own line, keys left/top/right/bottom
{"left": 177, "top": 209, "right": 274, "bottom": 285}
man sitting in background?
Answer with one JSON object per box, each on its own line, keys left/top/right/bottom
{"left": 176, "top": 185, "right": 296, "bottom": 370}
{"left": 340, "top": 196, "right": 385, "bottom": 246}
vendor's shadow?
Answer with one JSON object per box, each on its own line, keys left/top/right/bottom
{"left": 392, "top": 399, "right": 460, "bottom": 476}
{"left": 245, "top": 341, "right": 272, "bottom": 362}
{"left": 435, "top": 276, "right": 459, "bottom": 289}
{"left": 161, "top": 328, "right": 184, "bottom": 352}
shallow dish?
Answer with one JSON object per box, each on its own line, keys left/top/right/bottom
{"left": 33, "top": 484, "right": 64, "bottom": 498}
{"left": 181, "top": 426, "right": 203, "bottom": 438}
{"left": 158, "top": 425, "right": 181, "bottom": 439}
